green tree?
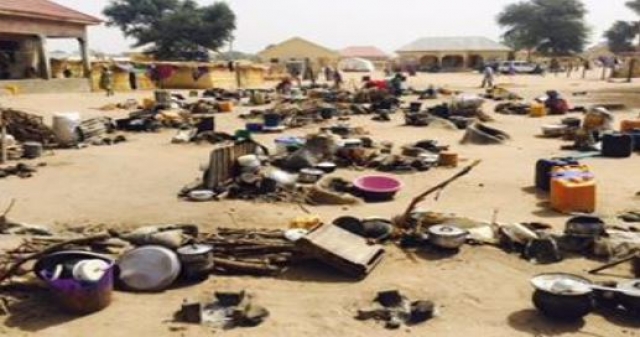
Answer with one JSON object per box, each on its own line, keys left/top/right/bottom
{"left": 605, "top": 21, "right": 637, "bottom": 53}
{"left": 497, "top": 0, "right": 589, "bottom": 56}
{"left": 605, "top": 1, "right": 640, "bottom": 53}
{"left": 103, "top": 0, "right": 236, "bottom": 60}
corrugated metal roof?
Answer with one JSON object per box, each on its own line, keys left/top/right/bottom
{"left": 340, "top": 46, "right": 389, "bottom": 59}
{"left": 398, "top": 37, "right": 511, "bottom": 53}
{"left": 0, "top": 0, "right": 101, "bottom": 24}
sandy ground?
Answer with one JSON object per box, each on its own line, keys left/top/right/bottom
{"left": 1, "top": 71, "right": 640, "bottom": 336}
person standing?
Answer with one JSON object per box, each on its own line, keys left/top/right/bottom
{"left": 99, "top": 66, "right": 114, "bottom": 97}
{"left": 324, "top": 66, "right": 333, "bottom": 82}
{"left": 303, "top": 58, "right": 316, "bottom": 86}
{"left": 333, "top": 68, "right": 343, "bottom": 89}
{"left": 481, "top": 65, "right": 495, "bottom": 88}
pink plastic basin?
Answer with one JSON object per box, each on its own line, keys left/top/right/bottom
{"left": 353, "top": 175, "right": 402, "bottom": 201}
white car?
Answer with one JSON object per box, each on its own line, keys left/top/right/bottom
{"left": 497, "top": 61, "right": 544, "bottom": 74}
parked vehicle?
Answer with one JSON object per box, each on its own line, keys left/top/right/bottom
{"left": 497, "top": 61, "right": 545, "bottom": 74}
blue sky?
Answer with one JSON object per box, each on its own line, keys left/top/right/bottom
{"left": 52, "top": 0, "right": 638, "bottom": 54}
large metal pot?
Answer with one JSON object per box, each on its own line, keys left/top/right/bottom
{"left": 530, "top": 273, "right": 594, "bottom": 320}
{"left": 427, "top": 225, "right": 468, "bottom": 250}
{"left": 565, "top": 216, "right": 605, "bottom": 237}
{"left": 617, "top": 279, "right": 640, "bottom": 315}
{"left": 177, "top": 244, "right": 214, "bottom": 282}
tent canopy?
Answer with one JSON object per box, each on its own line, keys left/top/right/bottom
{"left": 339, "top": 57, "right": 375, "bottom": 72}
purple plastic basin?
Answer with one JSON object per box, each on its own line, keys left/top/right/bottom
{"left": 353, "top": 175, "right": 402, "bottom": 201}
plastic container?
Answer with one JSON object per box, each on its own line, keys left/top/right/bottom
{"left": 530, "top": 103, "right": 547, "bottom": 118}
{"left": 52, "top": 112, "right": 81, "bottom": 145}
{"left": 601, "top": 133, "right": 634, "bottom": 158}
{"left": 439, "top": 152, "right": 459, "bottom": 167}
{"left": 245, "top": 123, "right": 264, "bottom": 133}
{"left": 263, "top": 113, "right": 282, "bottom": 128}
{"left": 550, "top": 166, "right": 596, "bottom": 214}
{"left": 34, "top": 251, "right": 115, "bottom": 314}
{"left": 626, "top": 131, "right": 640, "bottom": 151}
{"left": 535, "top": 158, "right": 579, "bottom": 192}
{"left": 218, "top": 101, "right": 234, "bottom": 113}
{"left": 620, "top": 120, "right": 640, "bottom": 133}
{"left": 353, "top": 175, "right": 403, "bottom": 201}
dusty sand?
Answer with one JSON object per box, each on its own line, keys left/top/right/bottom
{"left": 1, "top": 71, "right": 640, "bottom": 336}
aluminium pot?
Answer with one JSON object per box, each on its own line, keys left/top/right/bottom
{"left": 530, "top": 273, "right": 594, "bottom": 320}
{"left": 427, "top": 225, "right": 468, "bottom": 250}
{"left": 564, "top": 216, "right": 605, "bottom": 237}
{"left": 617, "top": 279, "right": 640, "bottom": 315}
{"left": 177, "top": 244, "right": 214, "bottom": 282}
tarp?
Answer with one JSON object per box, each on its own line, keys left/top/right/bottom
{"left": 338, "top": 57, "right": 375, "bottom": 72}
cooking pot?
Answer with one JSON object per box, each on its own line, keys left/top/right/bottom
{"left": 177, "top": 244, "right": 214, "bottom": 282}
{"left": 565, "top": 216, "right": 605, "bottom": 237}
{"left": 427, "top": 225, "right": 468, "bottom": 250}
{"left": 298, "top": 168, "right": 324, "bottom": 184}
{"left": 617, "top": 279, "right": 640, "bottom": 315}
{"left": 530, "top": 273, "right": 594, "bottom": 320}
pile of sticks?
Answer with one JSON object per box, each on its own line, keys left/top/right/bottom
{"left": 1, "top": 108, "right": 58, "bottom": 144}
{"left": 200, "top": 228, "right": 300, "bottom": 276}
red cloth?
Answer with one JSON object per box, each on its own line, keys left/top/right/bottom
{"left": 367, "top": 80, "right": 388, "bottom": 91}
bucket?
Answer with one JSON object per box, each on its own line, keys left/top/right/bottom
{"left": 34, "top": 251, "right": 115, "bottom": 314}
{"left": 196, "top": 116, "right": 215, "bottom": 133}
{"left": 263, "top": 113, "right": 282, "bottom": 127}
{"left": 23, "top": 141, "right": 43, "bottom": 159}
{"left": 245, "top": 123, "right": 264, "bottom": 133}
{"left": 52, "top": 113, "right": 81, "bottom": 146}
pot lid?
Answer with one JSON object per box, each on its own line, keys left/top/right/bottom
{"left": 428, "top": 225, "right": 467, "bottom": 237}
{"left": 177, "top": 244, "right": 213, "bottom": 255}
{"left": 117, "top": 246, "right": 181, "bottom": 292}
{"left": 531, "top": 273, "right": 593, "bottom": 295}
{"left": 617, "top": 280, "right": 640, "bottom": 297}
{"left": 300, "top": 168, "right": 324, "bottom": 176}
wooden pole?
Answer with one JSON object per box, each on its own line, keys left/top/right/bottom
{"left": 627, "top": 58, "right": 636, "bottom": 83}
{"left": 0, "top": 110, "right": 6, "bottom": 164}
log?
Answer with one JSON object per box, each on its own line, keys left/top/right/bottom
{"left": 212, "top": 257, "right": 282, "bottom": 275}
{"left": 0, "top": 233, "right": 112, "bottom": 284}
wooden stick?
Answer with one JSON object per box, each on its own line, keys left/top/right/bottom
{"left": 0, "top": 110, "right": 6, "bottom": 164}
{"left": 0, "top": 233, "right": 111, "bottom": 284}
{"left": 212, "top": 257, "right": 281, "bottom": 275}
{"left": 397, "top": 160, "right": 482, "bottom": 228}
{"left": 588, "top": 253, "right": 639, "bottom": 275}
